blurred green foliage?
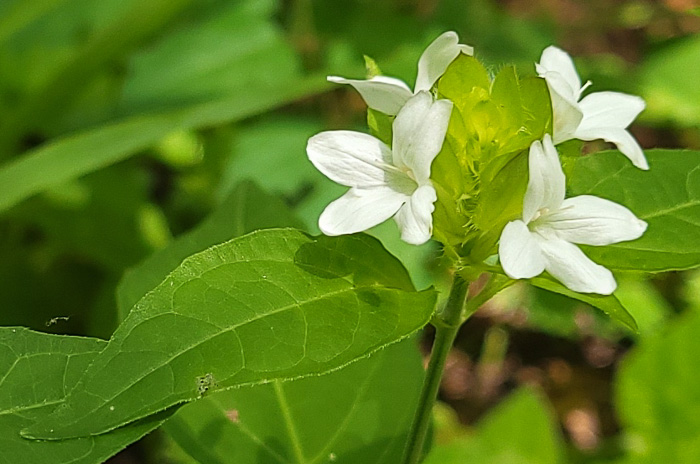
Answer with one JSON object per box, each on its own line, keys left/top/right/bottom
{"left": 1, "top": 0, "right": 700, "bottom": 463}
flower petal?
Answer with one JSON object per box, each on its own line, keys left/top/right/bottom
{"left": 393, "top": 184, "right": 438, "bottom": 245}
{"left": 307, "top": 130, "right": 394, "bottom": 188}
{"left": 574, "top": 126, "right": 649, "bottom": 170}
{"left": 543, "top": 73, "right": 584, "bottom": 144}
{"left": 327, "top": 75, "right": 413, "bottom": 115}
{"left": 578, "top": 91, "right": 645, "bottom": 130}
{"left": 536, "top": 46, "right": 583, "bottom": 97}
{"left": 319, "top": 186, "right": 408, "bottom": 236}
{"left": 499, "top": 220, "right": 547, "bottom": 279}
{"left": 536, "top": 236, "right": 617, "bottom": 294}
{"left": 523, "top": 135, "right": 566, "bottom": 223}
{"left": 544, "top": 195, "right": 647, "bottom": 245}
{"left": 415, "top": 31, "right": 473, "bottom": 92}
{"left": 391, "top": 91, "right": 453, "bottom": 184}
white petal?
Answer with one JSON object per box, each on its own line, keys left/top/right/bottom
{"left": 544, "top": 74, "right": 585, "bottom": 144}
{"left": 523, "top": 135, "right": 566, "bottom": 223}
{"left": 391, "top": 92, "right": 452, "bottom": 184}
{"left": 393, "top": 184, "right": 438, "bottom": 245}
{"left": 536, "top": 46, "right": 583, "bottom": 96}
{"left": 536, "top": 236, "right": 617, "bottom": 295}
{"left": 578, "top": 91, "right": 645, "bottom": 130}
{"left": 415, "top": 31, "right": 473, "bottom": 92}
{"left": 540, "top": 70, "right": 580, "bottom": 107}
{"left": 327, "top": 75, "right": 413, "bottom": 115}
{"left": 574, "top": 126, "right": 649, "bottom": 170}
{"left": 319, "top": 187, "right": 408, "bottom": 236}
{"left": 307, "top": 131, "right": 394, "bottom": 188}
{"left": 544, "top": 195, "right": 647, "bottom": 246}
{"left": 499, "top": 220, "right": 547, "bottom": 279}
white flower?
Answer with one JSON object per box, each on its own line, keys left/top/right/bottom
{"left": 536, "top": 46, "right": 649, "bottom": 170}
{"left": 307, "top": 92, "right": 452, "bottom": 245}
{"left": 498, "top": 134, "right": 647, "bottom": 294}
{"left": 327, "top": 31, "right": 473, "bottom": 116}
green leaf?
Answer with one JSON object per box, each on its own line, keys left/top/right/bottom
{"left": 218, "top": 117, "right": 325, "bottom": 200}
{"left": 531, "top": 277, "right": 637, "bottom": 331}
{"left": 0, "top": 327, "right": 171, "bottom": 464}
{"left": 0, "top": 75, "right": 329, "bottom": 214}
{"left": 616, "top": 310, "right": 700, "bottom": 462}
{"left": 424, "top": 388, "right": 564, "bottom": 464}
{"left": 117, "top": 181, "right": 304, "bottom": 318}
{"left": 524, "top": 285, "right": 626, "bottom": 340}
{"left": 119, "top": 1, "right": 300, "bottom": 115}
{"left": 23, "top": 229, "right": 436, "bottom": 439}
{"left": 11, "top": 164, "right": 160, "bottom": 273}
{"left": 164, "top": 338, "right": 424, "bottom": 464}
{"left": 569, "top": 149, "right": 700, "bottom": 272}
{"left": 0, "top": 0, "right": 67, "bottom": 45}
{"left": 0, "top": 0, "right": 193, "bottom": 145}
{"left": 639, "top": 34, "right": 700, "bottom": 127}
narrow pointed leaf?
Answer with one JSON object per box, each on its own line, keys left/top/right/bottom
{"left": 23, "top": 229, "right": 436, "bottom": 440}
{"left": 531, "top": 277, "right": 637, "bottom": 331}
{"left": 0, "top": 76, "right": 329, "bottom": 214}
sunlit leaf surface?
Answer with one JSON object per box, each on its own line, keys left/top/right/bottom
{"left": 23, "top": 229, "right": 436, "bottom": 439}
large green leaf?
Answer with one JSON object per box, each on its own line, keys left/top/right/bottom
{"left": 0, "top": 327, "right": 170, "bottom": 464}
{"left": 570, "top": 149, "right": 700, "bottom": 272}
{"left": 424, "top": 388, "right": 564, "bottom": 464}
{"left": 23, "top": 229, "right": 436, "bottom": 439}
{"left": 164, "top": 338, "right": 424, "bottom": 464}
{"left": 117, "top": 181, "right": 304, "bottom": 318}
{"left": 616, "top": 310, "right": 700, "bottom": 463}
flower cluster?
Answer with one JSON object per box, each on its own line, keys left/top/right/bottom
{"left": 307, "top": 32, "right": 648, "bottom": 295}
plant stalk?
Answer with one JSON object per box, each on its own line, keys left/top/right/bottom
{"left": 402, "top": 272, "right": 469, "bottom": 464}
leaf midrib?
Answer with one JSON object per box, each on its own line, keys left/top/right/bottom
{"left": 35, "top": 282, "right": 414, "bottom": 437}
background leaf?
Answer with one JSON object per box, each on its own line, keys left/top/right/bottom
{"left": 0, "top": 327, "right": 170, "bottom": 464}
{"left": 570, "top": 149, "right": 700, "bottom": 272}
{"left": 164, "top": 338, "right": 424, "bottom": 464}
{"left": 616, "top": 309, "right": 700, "bottom": 463}
{"left": 23, "top": 229, "right": 436, "bottom": 439}
{"left": 0, "top": 76, "right": 327, "bottom": 214}
{"left": 424, "top": 388, "right": 564, "bottom": 464}
{"left": 639, "top": 34, "right": 700, "bottom": 127}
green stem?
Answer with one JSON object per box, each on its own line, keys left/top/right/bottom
{"left": 402, "top": 273, "right": 469, "bottom": 464}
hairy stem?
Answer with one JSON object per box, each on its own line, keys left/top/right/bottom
{"left": 402, "top": 273, "right": 469, "bottom": 464}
